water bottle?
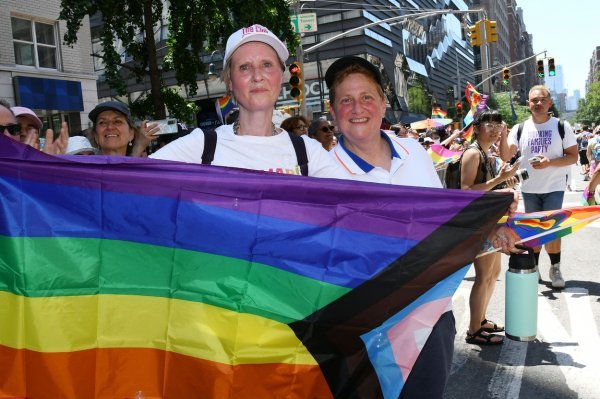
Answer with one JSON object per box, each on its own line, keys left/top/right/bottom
{"left": 505, "top": 245, "right": 538, "bottom": 341}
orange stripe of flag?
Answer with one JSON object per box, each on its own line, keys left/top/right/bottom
{"left": 0, "top": 345, "right": 332, "bottom": 399}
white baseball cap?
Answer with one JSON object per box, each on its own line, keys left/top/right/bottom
{"left": 66, "top": 136, "right": 96, "bottom": 155}
{"left": 224, "top": 24, "right": 289, "bottom": 65}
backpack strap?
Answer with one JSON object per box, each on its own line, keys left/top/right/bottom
{"left": 287, "top": 131, "right": 309, "bottom": 176}
{"left": 516, "top": 122, "right": 524, "bottom": 143}
{"left": 201, "top": 130, "right": 217, "bottom": 165}
{"left": 558, "top": 119, "right": 565, "bottom": 140}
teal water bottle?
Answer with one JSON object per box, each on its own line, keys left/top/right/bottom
{"left": 505, "top": 245, "right": 538, "bottom": 341}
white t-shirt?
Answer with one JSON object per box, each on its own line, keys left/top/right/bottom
{"left": 150, "top": 124, "right": 349, "bottom": 179}
{"left": 507, "top": 117, "right": 577, "bottom": 193}
{"left": 330, "top": 132, "right": 442, "bottom": 188}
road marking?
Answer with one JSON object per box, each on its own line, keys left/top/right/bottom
{"left": 537, "top": 288, "right": 600, "bottom": 398}
{"left": 487, "top": 339, "right": 528, "bottom": 399}
{"left": 450, "top": 286, "right": 471, "bottom": 374}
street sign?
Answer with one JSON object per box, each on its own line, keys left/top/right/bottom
{"left": 291, "top": 13, "right": 317, "bottom": 33}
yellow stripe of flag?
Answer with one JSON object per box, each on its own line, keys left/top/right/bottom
{"left": 0, "top": 291, "right": 316, "bottom": 366}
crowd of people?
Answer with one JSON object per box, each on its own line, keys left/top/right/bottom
{"left": 2, "top": 22, "right": 595, "bottom": 398}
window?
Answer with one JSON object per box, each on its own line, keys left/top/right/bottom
{"left": 12, "top": 17, "right": 58, "bottom": 69}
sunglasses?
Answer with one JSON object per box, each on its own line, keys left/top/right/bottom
{"left": 1, "top": 124, "right": 20, "bottom": 136}
{"left": 321, "top": 125, "right": 335, "bottom": 133}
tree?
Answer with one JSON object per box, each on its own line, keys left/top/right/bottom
{"left": 490, "top": 92, "right": 530, "bottom": 128}
{"left": 59, "top": 0, "right": 297, "bottom": 122}
{"left": 407, "top": 76, "right": 432, "bottom": 117}
{"left": 575, "top": 79, "right": 600, "bottom": 125}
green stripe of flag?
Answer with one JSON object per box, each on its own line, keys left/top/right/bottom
{"left": 0, "top": 235, "right": 349, "bottom": 323}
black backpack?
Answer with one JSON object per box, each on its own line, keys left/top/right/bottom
{"left": 444, "top": 144, "right": 490, "bottom": 189}
{"left": 200, "top": 130, "right": 309, "bottom": 176}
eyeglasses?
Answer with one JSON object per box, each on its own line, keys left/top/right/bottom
{"left": 293, "top": 124, "right": 308, "bottom": 130}
{"left": 482, "top": 123, "right": 503, "bottom": 130}
{"left": 321, "top": 125, "right": 335, "bottom": 133}
{"left": 0, "top": 124, "right": 20, "bottom": 136}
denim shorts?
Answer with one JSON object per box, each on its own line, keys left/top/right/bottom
{"left": 522, "top": 191, "right": 565, "bottom": 212}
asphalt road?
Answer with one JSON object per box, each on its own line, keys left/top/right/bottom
{"left": 445, "top": 165, "right": 600, "bottom": 399}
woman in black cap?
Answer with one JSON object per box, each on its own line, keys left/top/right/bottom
{"left": 89, "top": 101, "right": 159, "bottom": 156}
{"left": 324, "top": 55, "right": 520, "bottom": 397}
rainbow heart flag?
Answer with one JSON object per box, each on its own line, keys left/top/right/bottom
{"left": 493, "top": 206, "right": 600, "bottom": 250}
{"left": 0, "top": 136, "right": 512, "bottom": 398}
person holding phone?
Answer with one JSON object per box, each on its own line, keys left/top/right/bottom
{"left": 459, "top": 109, "right": 518, "bottom": 346}
{"left": 499, "top": 85, "right": 578, "bottom": 288}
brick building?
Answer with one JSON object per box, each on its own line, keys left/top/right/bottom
{"left": 0, "top": 0, "right": 98, "bottom": 134}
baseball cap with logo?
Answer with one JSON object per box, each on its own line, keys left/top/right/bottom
{"left": 224, "top": 24, "right": 289, "bottom": 66}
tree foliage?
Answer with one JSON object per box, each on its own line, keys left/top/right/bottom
{"left": 575, "top": 79, "right": 600, "bottom": 126}
{"left": 407, "top": 76, "right": 432, "bottom": 116}
{"left": 59, "top": 0, "right": 296, "bottom": 122}
{"left": 490, "top": 92, "right": 530, "bottom": 129}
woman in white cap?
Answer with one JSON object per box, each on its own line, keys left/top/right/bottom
{"left": 150, "top": 24, "right": 346, "bottom": 178}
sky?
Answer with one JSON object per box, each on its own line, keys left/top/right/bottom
{"left": 517, "top": 0, "right": 600, "bottom": 96}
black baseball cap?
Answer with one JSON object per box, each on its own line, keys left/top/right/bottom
{"left": 325, "top": 56, "right": 384, "bottom": 90}
{"left": 89, "top": 101, "right": 133, "bottom": 125}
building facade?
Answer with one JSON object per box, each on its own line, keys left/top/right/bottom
{"left": 0, "top": 0, "right": 98, "bottom": 134}
{"left": 91, "top": 0, "right": 478, "bottom": 126}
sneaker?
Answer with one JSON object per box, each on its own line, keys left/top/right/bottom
{"left": 549, "top": 264, "right": 565, "bottom": 289}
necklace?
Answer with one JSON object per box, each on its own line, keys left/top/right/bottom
{"left": 233, "top": 121, "right": 278, "bottom": 136}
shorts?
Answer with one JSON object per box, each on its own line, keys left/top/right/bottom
{"left": 522, "top": 191, "right": 565, "bottom": 213}
{"left": 579, "top": 150, "right": 589, "bottom": 165}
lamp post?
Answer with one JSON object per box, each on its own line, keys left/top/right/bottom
{"left": 207, "top": 50, "right": 222, "bottom": 81}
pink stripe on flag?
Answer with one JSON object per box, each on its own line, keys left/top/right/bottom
{"left": 387, "top": 297, "right": 452, "bottom": 381}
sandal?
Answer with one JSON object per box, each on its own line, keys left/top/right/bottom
{"left": 481, "top": 318, "right": 505, "bottom": 333}
{"left": 466, "top": 328, "right": 504, "bottom": 346}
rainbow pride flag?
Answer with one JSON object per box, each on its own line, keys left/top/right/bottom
{"left": 461, "top": 123, "right": 474, "bottom": 143}
{"left": 431, "top": 107, "right": 447, "bottom": 119}
{"left": 495, "top": 206, "right": 600, "bottom": 250}
{"left": 427, "top": 144, "right": 462, "bottom": 166}
{"left": 0, "top": 136, "right": 513, "bottom": 398}
{"left": 216, "top": 95, "right": 235, "bottom": 122}
{"left": 465, "top": 82, "right": 483, "bottom": 113}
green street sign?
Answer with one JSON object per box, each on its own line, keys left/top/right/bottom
{"left": 291, "top": 13, "right": 317, "bottom": 33}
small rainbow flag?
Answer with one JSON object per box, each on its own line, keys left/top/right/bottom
{"left": 427, "top": 144, "right": 462, "bottom": 166}
{"left": 461, "top": 123, "right": 474, "bottom": 143}
{"left": 431, "top": 107, "right": 447, "bottom": 119}
{"left": 465, "top": 83, "right": 483, "bottom": 114}
{"left": 216, "top": 95, "right": 235, "bottom": 122}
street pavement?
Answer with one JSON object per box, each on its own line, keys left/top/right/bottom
{"left": 445, "top": 165, "right": 600, "bottom": 399}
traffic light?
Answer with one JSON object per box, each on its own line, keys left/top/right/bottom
{"left": 537, "top": 59, "right": 545, "bottom": 78}
{"left": 548, "top": 57, "right": 556, "bottom": 76}
{"left": 502, "top": 67, "right": 511, "bottom": 85}
{"left": 288, "top": 62, "right": 303, "bottom": 101}
{"left": 469, "top": 21, "right": 482, "bottom": 47}
{"left": 485, "top": 20, "right": 498, "bottom": 43}
{"left": 456, "top": 102, "right": 463, "bottom": 119}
